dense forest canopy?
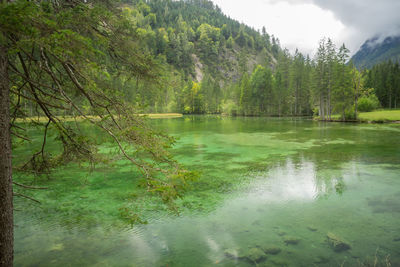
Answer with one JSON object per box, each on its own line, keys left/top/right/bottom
{"left": 364, "top": 60, "right": 400, "bottom": 109}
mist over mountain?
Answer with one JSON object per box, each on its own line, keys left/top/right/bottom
{"left": 351, "top": 35, "right": 400, "bottom": 69}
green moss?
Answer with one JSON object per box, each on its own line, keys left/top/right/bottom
{"left": 12, "top": 116, "right": 400, "bottom": 266}
{"left": 326, "top": 232, "right": 351, "bottom": 252}
{"left": 263, "top": 245, "right": 282, "bottom": 255}
{"left": 245, "top": 247, "right": 267, "bottom": 263}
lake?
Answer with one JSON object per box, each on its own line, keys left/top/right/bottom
{"left": 13, "top": 116, "right": 400, "bottom": 266}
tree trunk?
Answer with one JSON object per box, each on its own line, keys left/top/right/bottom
{"left": 324, "top": 95, "right": 328, "bottom": 121}
{"left": 0, "top": 41, "right": 13, "bottom": 266}
{"left": 328, "top": 86, "right": 331, "bottom": 120}
{"left": 342, "top": 90, "right": 346, "bottom": 121}
{"left": 278, "top": 100, "right": 281, "bottom": 117}
{"left": 354, "top": 76, "right": 359, "bottom": 121}
{"left": 295, "top": 83, "right": 298, "bottom": 116}
{"left": 354, "top": 96, "right": 358, "bottom": 120}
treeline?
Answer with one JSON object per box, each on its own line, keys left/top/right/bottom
{"left": 364, "top": 60, "right": 400, "bottom": 109}
{"left": 177, "top": 49, "right": 312, "bottom": 116}
{"left": 117, "top": 0, "right": 392, "bottom": 120}
{"left": 14, "top": 0, "right": 395, "bottom": 119}
{"left": 113, "top": 0, "right": 281, "bottom": 114}
{"left": 178, "top": 38, "right": 369, "bottom": 120}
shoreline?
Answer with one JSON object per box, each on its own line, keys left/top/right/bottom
{"left": 314, "top": 118, "right": 400, "bottom": 124}
{"left": 14, "top": 113, "right": 183, "bottom": 123}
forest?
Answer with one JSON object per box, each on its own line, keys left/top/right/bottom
{"left": 4, "top": 0, "right": 399, "bottom": 122}
{"left": 1, "top": 0, "right": 400, "bottom": 266}
{"left": 109, "top": 0, "right": 399, "bottom": 120}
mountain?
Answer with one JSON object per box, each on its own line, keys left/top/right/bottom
{"left": 129, "top": 0, "right": 280, "bottom": 83}
{"left": 116, "top": 0, "right": 282, "bottom": 114}
{"left": 352, "top": 35, "right": 400, "bottom": 69}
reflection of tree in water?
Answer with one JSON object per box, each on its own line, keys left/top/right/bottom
{"left": 286, "top": 151, "right": 359, "bottom": 198}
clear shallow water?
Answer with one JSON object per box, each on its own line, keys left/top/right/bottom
{"left": 13, "top": 116, "right": 400, "bottom": 266}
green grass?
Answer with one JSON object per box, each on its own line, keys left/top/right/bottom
{"left": 316, "top": 110, "right": 400, "bottom": 123}
{"left": 359, "top": 109, "right": 400, "bottom": 122}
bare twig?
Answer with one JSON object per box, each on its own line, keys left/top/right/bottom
{"left": 13, "top": 182, "right": 48, "bottom": 190}
{"left": 13, "top": 192, "right": 41, "bottom": 204}
{"left": 11, "top": 130, "right": 31, "bottom": 142}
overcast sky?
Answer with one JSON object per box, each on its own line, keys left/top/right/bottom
{"left": 211, "top": 0, "right": 400, "bottom": 56}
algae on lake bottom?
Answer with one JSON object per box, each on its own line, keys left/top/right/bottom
{"left": 13, "top": 116, "right": 400, "bottom": 266}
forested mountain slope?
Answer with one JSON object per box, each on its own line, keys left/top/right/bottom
{"left": 118, "top": 0, "right": 373, "bottom": 119}
{"left": 120, "top": 0, "right": 282, "bottom": 114}
{"left": 352, "top": 35, "right": 400, "bottom": 69}
{"left": 131, "top": 0, "right": 280, "bottom": 80}
{"left": 6, "top": 0, "right": 377, "bottom": 120}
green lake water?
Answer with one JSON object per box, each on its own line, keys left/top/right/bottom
{"left": 13, "top": 116, "right": 400, "bottom": 266}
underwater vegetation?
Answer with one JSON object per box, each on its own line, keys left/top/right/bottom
{"left": 13, "top": 117, "right": 400, "bottom": 266}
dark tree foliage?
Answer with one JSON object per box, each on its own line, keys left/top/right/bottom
{"left": 364, "top": 60, "right": 400, "bottom": 109}
{"left": 2, "top": 0, "right": 195, "bottom": 193}
{"left": 1, "top": 1, "right": 198, "bottom": 263}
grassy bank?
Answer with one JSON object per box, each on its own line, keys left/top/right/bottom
{"left": 358, "top": 110, "right": 400, "bottom": 122}
{"left": 14, "top": 113, "right": 183, "bottom": 123}
{"left": 316, "top": 110, "right": 400, "bottom": 123}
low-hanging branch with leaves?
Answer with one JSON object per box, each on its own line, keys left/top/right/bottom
{"left": 1, "top": 0, "right": 197, "bottom": 208}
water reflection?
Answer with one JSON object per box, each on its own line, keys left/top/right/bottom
{"left": 14, "top": 117, "right": 400, "bottom": 266}
{"left": 250, "top": 159, "right": 319, "bottom": 202}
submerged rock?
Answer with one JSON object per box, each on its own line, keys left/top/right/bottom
{"left": 277, "top": 231, "right": 287, "bottom": 236}
{"left": 225, "top": 247, "right": 267, "bottom": 263}
{"left": 314, "top": 255, "right": 330, "bottom": 264}
{"left": 263, "top": 245, "right": 282, "bottom": 255}
{"left": 224, "top": 248, "right": 239, "bottom": 259}
{"left": 326, "top": 232, "right": 351, "bottom": 252}
{"left": 269, "top": 258, "right": 289, "bottom": 267}
{"left": 307, "top": 225, "right": 318, "bottom": 232}
{"left": 283, "top": 236, "right": 300, "bottom": 245}
{"left": 245, "top": 247, "right": 267, "bottom": 263}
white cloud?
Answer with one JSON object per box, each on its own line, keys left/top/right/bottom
{"left": 311, "top": 0, "right": 400, "bottom": 53}
{"left": 212, "top": 0, "right": 345, "bottom": 55}
{"left": 212, "top": 0, "right": 400, "bottom": 56}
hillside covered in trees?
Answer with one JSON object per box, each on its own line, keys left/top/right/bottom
{"left": 115, "top": 0, "right": 394, "bottom": 119}
{"left": 117, "top": 0, "right": 281, "bottom": 115}
{"left": 7, "top": 0, "right": 396, "bottom": 121}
